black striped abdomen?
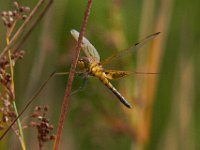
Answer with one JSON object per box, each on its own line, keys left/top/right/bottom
{"left": 99, "top": 76, "right": 132, "bottom": 108}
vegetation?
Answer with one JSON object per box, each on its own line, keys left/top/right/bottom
{"left": 0, "top": 0, "right": 199, "bottom": 149}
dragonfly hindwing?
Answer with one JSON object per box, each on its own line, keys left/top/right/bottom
{"left": 104, "top": 70, "right": 132, "bottom": 80}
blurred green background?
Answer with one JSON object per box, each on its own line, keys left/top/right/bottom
{"left": 0, "top": 0, "right": 199, "bottom": 149}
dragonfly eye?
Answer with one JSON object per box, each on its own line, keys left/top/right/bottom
{"left": 77, "top": 59, "right": 86, "bottom": 70}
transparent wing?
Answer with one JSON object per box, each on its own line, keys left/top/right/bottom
{"left": 100, "top": 32, "right": 160, "bottom": 65}
{"left": 70, "top": 29, "right": 100, "bottom": 62}
{"left": 104, "top": 70, "right": 133, "bottom": 80}
{"left": 104, "top": 70, "right": 159, "bottom": 80}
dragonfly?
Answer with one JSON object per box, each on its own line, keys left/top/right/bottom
{"left": 71, "top": 29, "right": 160, "bottom": 109}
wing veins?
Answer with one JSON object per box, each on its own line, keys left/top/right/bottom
{"left": 104, "top": 69, "right": 133, "bottom": 80}
{"left": 71, "top": 29, "right": 100, "bottom": 62}
{"left": 100, "top": 32, "right": 160, "bottom": 65}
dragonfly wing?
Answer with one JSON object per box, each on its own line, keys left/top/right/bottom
{"left": 104, "top": 70, "right": 132, "bottom": 80}
{"left": 70, "top": 76, "right": 88, "bottom": 96}
{"left": 70, "top": 29, "right": 100, "bottom": 62}
{"left": 100, "top": 32, "right": 160, "bottom": 65}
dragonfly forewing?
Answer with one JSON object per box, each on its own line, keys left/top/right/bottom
{"left": 100, "top": 32, "right": 160, "bottom": 65}
{"left": 71, "top": 29, "right": 100, "bottom": 62}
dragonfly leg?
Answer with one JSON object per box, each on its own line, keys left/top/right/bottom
{"left": 70, "top": 77, "right": 88, "bottom": 96}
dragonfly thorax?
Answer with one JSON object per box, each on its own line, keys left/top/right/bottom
{"left": 77, "top": 57, "right": 92, "bottom": 70}
{"left": 77, "top": 57, "right": 104, "bottom": 76}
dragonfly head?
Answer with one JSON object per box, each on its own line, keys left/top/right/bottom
{"left": 77, "top": 57, "right": 91, "bottom": 70}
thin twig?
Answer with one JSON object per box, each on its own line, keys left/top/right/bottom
{"left": 0, "top": 0, "right": 45, "bottom": 59}
{"left": 13, "top": 0, "right": 53, "bottom": 52}
{"left": 53, "top": 0, "right": 92, "bottom": 149}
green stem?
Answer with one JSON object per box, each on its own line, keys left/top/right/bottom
{"left": 7, "top": 38, "right": 26, "bottom": 150}
{"left": 12, "top": 101, "right": 26, "bottom": 150}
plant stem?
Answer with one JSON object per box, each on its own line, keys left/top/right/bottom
{"left": 53, "top": 0, "right": 92, "bottom": 149}
{"left": 12, "top": 101, "right": 26, "bottom": 150}
{"left": 6, "top": 37, "right": 26, "bottom": 150}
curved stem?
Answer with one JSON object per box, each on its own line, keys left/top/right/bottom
{"left": 6, "top": 37, "right": 26, "bottom": 150}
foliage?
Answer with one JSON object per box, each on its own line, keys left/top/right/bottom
{"left": 0, "top": 0, "right": 199, "bottom": 149}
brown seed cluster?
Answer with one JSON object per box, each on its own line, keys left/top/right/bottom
{"left": 0, "top": 50, "right": 25, "bottom": 69}
{"left": 0, "top": 50, "right": 25, "bottom": 99}
{"left": 0, "top": 1, "right": 27, "bottom": 136}
{"left": 30, "top": 106, "right": 55, "bottom": 148}
{"left": 0, "top": 94, "right": 16, "bottom": 130}
{"left": 0, "top": 54, "right": 23, "bottom": 127}
{"left": 1, "top": 1, "right": 30, "bottom": 28}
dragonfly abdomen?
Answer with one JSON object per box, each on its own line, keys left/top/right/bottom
{"left": 97, "top": 74, "right": 132, "bottom": 109}
{"left": 106, "top": 82, "right": 132, "bottom": 108}
{"left": 90, "top": 64, "right": 131, "bottom": 108}
{"left": 90, "top": 62, "right": 132, "bottom": 108}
